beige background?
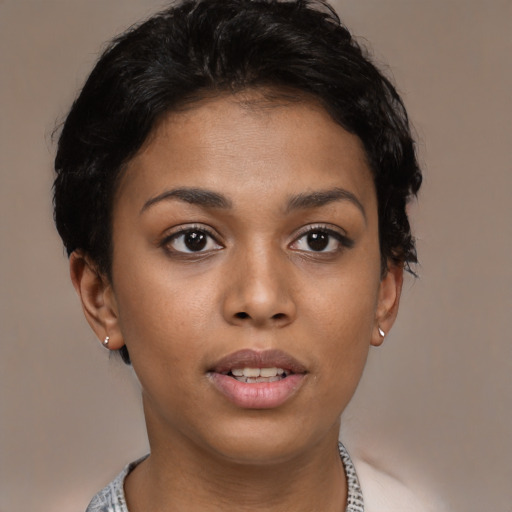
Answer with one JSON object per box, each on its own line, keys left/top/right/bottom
{"left": 1, "top": 1, "right": 511, "bottom": 511}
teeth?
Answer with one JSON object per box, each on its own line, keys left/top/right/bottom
{"left": 235, "top": 375, "right": 285, "bottom": 383}
{"left": 230, "top": 367, "right": 285, "bottom": 378}
{"left": 243, "top": 368, "right": 261, "bottom": 378}
{"left": 261, "top": 367, "right": 281, "bottom": 377}
{"left": 228, "top": 367, "right": 290, "bottom": 383}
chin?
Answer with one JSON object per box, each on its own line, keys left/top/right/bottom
{"left": 199, "top": 413, "right": 341, "bottom": 467}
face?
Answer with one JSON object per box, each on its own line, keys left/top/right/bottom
{"left": 76, "top": 91, "right": 401, "bottom": 464}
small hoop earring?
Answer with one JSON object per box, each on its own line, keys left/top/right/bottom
{"left": 102, "top": 336, "right": 110, "bottom": 347}
{"left": 378, "top": 327, "right": 385, "bottom": 338}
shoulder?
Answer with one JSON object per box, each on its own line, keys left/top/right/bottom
{"left": 85, "top": 456, "right": 148, "bottom": 512}
{"left": 353, "top": 458, "right": 449, "bottom": 512}
{"left": 85, "top": 469, "right": 127, "bottom": 512}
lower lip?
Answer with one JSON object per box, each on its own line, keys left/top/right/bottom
{"left": 208, "top": 373, "right": 305, "bottom": 409}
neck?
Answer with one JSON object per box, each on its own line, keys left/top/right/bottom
{"left": 125, "top": 414, "right": 347, "bottom": 512}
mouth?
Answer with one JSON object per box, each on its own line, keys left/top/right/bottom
{"left": 209, "top": 348, "right": 306, "bottom": 379}
{"left": 207, "top": 349, "right": 307, "bottom": 409}
{"left": 222, "top": 367, "right": 292, "bottom": 384}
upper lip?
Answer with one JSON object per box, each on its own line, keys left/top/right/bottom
{"left": 209, "top": 349, "right": 307, "bottom": 374}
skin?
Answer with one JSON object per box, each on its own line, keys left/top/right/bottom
{"left": 70, "top": 90, "right": 403, "bottom": 512}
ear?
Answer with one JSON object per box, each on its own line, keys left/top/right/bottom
{"left": 371, "top": 263, "right": 404, "bottom": 347}
{"left": 69, "top": 251, "right": 124, "bottom": 350}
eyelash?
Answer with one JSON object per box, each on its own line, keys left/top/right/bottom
{"left": 161, "top": 224, "right": 223, "bottom": 255}
{"left": 290, "top": 224, "right": 354, "bottom": 254}
{"left": 160, "top": 223, "right": 353, "bottom": 256}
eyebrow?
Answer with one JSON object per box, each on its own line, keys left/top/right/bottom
{"left": 140, "top": 187, "right": 232, "bottom": 214}
{"left": 140, "top": 185, "right": 366, "bottom": 220}
{"left": 286, "top": 187, "right": 366, "bottom": 221}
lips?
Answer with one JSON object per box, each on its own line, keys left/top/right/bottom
{"left": 209, "top": 349, "right": 307, "bottom": 374}
{"left": 207, "top": 349, "right": 307, "bottom": 409}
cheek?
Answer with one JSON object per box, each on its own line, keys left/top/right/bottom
{"left": 112, "top": 254, "right": 220, "bottom": 372}
{"left": 303, "top": 268, "right": 379, "bottom": 386}
{"left": 113, "top": 274, "right": 218, "bottom": 427}
{"left": 304, "top": 260, "right": 379, "bottom": 335}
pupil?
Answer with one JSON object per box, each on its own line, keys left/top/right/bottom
{"left": 185, "top": 231, "right": 207, "bottom": 251}
{"left": 307, "top": 232, "right": 328, "bottom": 251}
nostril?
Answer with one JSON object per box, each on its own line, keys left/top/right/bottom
{"left": 272, "top": 313, "right": 286, "bottom": 321}
{"left": 235, "top": 312, "right": 250, "bottom": 319}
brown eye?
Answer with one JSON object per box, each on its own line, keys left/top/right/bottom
{"left": 166, "top": 228, "right": 222, "bottom": 254}
{"left": 290, "top": 226, "right": 353, "bottom": 254}
{"left": 183, "top": 231, "right": 207, "bottom": 251}
{"left": 306, "top": 232, "right": 329, "bottom": 251}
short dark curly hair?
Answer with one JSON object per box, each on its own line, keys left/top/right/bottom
{"left": 54, "top": 0, "right": 421, "bottom": 364}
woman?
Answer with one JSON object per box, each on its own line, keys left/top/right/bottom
{"left": 53, "top": 0, "right": 422, "bottom": 510}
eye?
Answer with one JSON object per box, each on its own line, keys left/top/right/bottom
{"left": 163, "top": 226, "right": 223, "bottom": 254}
{"left": 290, "top": 226, "right": 353, "bottom": 253}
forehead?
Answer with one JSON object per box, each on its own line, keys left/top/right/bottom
{"left": 118, "top": 90, "right": 376, "bottom": 212}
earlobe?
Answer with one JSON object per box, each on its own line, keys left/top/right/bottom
{"left": 371, "top": 263, "right": 404, "bottom": 347}
{"left": 69, "top": 251, "right": 123, "bottom": 350}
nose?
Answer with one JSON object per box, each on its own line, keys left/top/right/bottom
{"left": 221, "top": 246, "right": 297, "bottom": 328}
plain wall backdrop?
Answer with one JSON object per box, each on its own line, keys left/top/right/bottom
{"left": 1, "top": 1, "right": 511, "bottom": 511}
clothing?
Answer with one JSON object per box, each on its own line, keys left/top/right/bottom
{"left": 85, "top": 442, "right": 364, "bottom": 512}
{"left": 351, "top": 458, "right": 447, "bottom": 512}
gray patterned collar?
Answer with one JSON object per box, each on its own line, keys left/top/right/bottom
{"left": 338, "top": 442, "right": 365, "bottom": 512}
{"left": 86, "top": 442, "right": 364, "bottom": 512}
